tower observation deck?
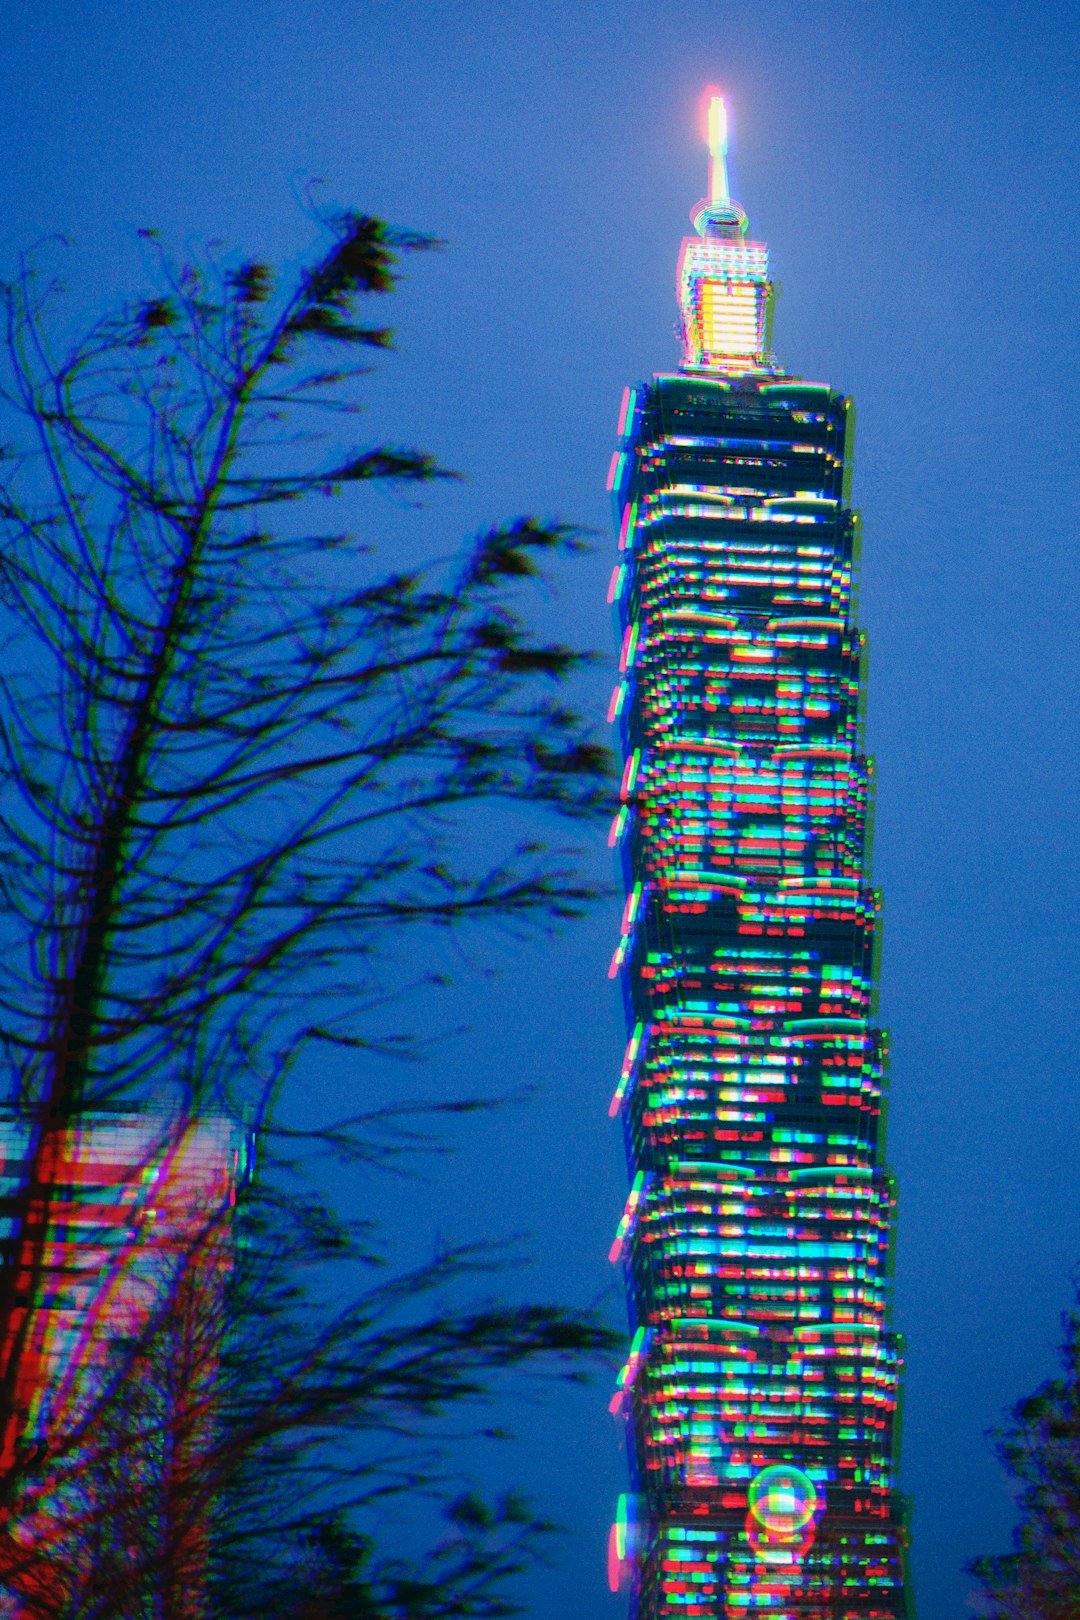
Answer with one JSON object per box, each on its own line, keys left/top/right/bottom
{"left": 605, "top": 97, "right": 908, "bottom": 1619}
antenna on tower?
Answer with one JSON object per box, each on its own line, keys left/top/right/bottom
{"left": 691, "top": 90, "right": 747, "bottom": 238}
{"left": 707, "top": 94, "right": 730, "bottom": 207}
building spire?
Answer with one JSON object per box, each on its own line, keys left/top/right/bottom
{"left": 707, "top": 94, "right": 730, "bottom": 207}
{"left": 691, "top": 93, "right": 748, "bottom": 239}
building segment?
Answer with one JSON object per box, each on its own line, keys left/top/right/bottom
{"left": 606, "top": 98, "right": 908, "bottom": 1619}
{"left": 0, "top": 1110, "right": 242, "bottom": 1613}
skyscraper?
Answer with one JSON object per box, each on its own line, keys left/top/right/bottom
{"left": 605, "top": 98, "right": 908, "bottom": 1619}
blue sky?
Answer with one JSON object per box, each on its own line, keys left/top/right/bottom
{"left": 2, "top": 2, "right": 1078, "bottom": 1614}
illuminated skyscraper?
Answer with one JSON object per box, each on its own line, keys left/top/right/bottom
{"left": 605, "top": 99, "right": 908, "bottom": 1618}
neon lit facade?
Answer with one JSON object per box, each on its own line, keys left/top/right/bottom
{"left": 0, "top": 1111, "right": 242, "bottom": 1614}
{"left": 606, "top": 98, "right": 908, "bottom": 1618}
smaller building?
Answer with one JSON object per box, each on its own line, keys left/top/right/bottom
{"left": 0, "top": 1109, "right": 245, "bottom": 1616}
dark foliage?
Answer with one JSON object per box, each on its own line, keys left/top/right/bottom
{"left": 969, "top": 1292, "right": 1080, "bottom": 1619}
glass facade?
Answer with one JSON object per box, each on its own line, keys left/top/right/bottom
{"left": 606, "top": 99, "right": 908, "bottom": 1619}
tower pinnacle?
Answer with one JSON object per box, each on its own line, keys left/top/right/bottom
{"left": 678, "top": 94, "right": 769, "bottom": 370}
{"left": 708, "top": 94, "right": 730, "bottom": 205}
{"left": 691, "top": 93, "right": 748, "bottom": 239}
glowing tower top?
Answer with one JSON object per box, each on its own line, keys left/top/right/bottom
{"left": 677, "top": 95, "right": 773, "bottom": 373}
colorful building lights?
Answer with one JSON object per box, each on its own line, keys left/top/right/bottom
{"left": 606, "top": 97, "right": 908, "bottom": 1618}
{"left": 0, "top": 1111, "right": 243, "bottom": 1614}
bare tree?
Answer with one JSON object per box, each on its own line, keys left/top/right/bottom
{"left": 0, "top": 211, "right": 614, "bottom": 1616}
